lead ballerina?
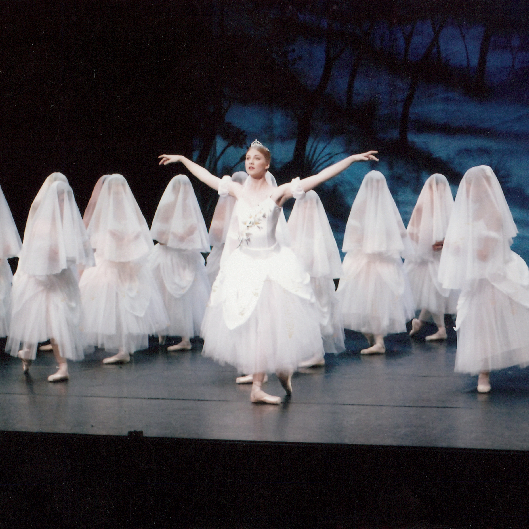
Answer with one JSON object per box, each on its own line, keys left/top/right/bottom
{"left": 159, "top": 141, "right": 378, "bottom": 404}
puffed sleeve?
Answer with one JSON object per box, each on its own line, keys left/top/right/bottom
{"left": 290, "top": 177, "right": 305, "bottom": 200}
{"left": 218, "top": 175, "right": 231, "bottom": 197}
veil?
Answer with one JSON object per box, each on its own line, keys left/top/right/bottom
{"left": 83, "top": 175, "right": 110, "bottom": 228}
{"left": 0, "top": 186, "right": 21, "bottom": 259}
{"left": 151, "top": 174, "right": 210, "bottom": 251}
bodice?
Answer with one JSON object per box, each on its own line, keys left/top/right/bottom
{"left": 235, "top": 197, "right": 281, "bottom": 251}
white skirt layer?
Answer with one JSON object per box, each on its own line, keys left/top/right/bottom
{"left": 205, "top": 244, "right": 223, "bottom": 286}
{"left": 149, "top": 245, "right": 210, "bottom": 337}
{"left": 311, "top": 277, "right": 345, "bottom": 354}
{"left": 404, "top": 257, "right": 458, "bottom": 315}
{"left": 202, "top": 244, "right": 324, "bottom": 373}
{"left": 338, "top": 253, "right": 415, "bottom": 335}
{"left": 456, "top": 275, "right": 529, "bottom": 374}
{"left": 7, "top": 267, "right": 84, "bottom": 361}
{"left": 80, "top": 257, "right": 169, "bottom": 353}
{"left": 0, "top": 259, "right": 13, "bottom": 337}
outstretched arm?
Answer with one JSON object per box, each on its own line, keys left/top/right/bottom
{"left": 158, "top": 154, "right": 220, "bottom": 191}
{"left": 271, "top": 151, "right": 378, "bottom": 206}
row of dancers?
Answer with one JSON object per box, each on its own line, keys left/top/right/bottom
{"left": 1, "top": 141, "right": 528, "bottom": 403}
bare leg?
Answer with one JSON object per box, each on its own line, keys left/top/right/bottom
{"left": 477, "top": 371, "right": 491, "bottom": 393}
{"left": 425, "top": 313, "right": 447, "bottom": 341}
{"left": 410, "top": 310, "right": 428, "bottom": 336}
{"left": 363, "top": 333, "right": 375, "bottom": 346}
{"left": 276, "top": 370, "right": 293, "bottom": 396}
{"left": 48, "top": 339, "right": 69, "bottom": 382}
{"left": 361, "top": 334, "right": 386, "bottom": 355}
{"left": 250, "top": 373, "right": 281, "bottom": 404}
{"left": 158, "top": 335, "right": 166, "bottom": 345}
{"left": 18, "top": 345, "right": 34, "bottom": 374}
{"left": 103, "top": 348, "right": 131, "bottom": 364}
{"left": 167, "top": 337, "right": 192, "bottom": 351}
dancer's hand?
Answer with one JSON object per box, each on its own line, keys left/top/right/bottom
{"left": 432, "top": 240, "right": 444, "bottom": 251}
{"left": 351, "top": 151, "right": 379, "bottom": 162}
{"left": 158, "top": 154, "right": 182, "bottom": 165}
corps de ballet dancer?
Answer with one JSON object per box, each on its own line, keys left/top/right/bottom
{"left": 288, "top": 189, "right": 345, "bottom": 367}
{"left": 439, "top": 166, "right": 529, "bottom": 393}
{"left": 7, "top": 179, "right": 95, "bottom": 381}
{"left": 159, "top": 141, "right": 378, "bottom": 404}
{"left": 150, "top": 174, "right": 211, "bottom": 351}
{"left": 405, "top": 174, "right": 458, "bottom": 340}
{"left": 337, "top": 170, "right": 415, "bottom": 354}
{"left": 79, "top": 174, "right": 169, "bottom": 364}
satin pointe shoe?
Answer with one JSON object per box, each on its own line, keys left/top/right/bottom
{"left": 103, "top": 351, "right": 131, "bottom": 364}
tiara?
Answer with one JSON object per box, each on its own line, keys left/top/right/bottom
{"left": 250, "top": 139, "right": 269, "bottom": 151}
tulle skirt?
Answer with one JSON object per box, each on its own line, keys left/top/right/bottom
{"left": 7, "top": 267, "right": 85, "bottom": 361}
{"left": 0, "top": 259, "right": 13, "bottom": 337}
{"left": 205, "top": 244, "right": 223, "bottom": 286}
{"left": 338, "top": 253, "right": 415, "bottom": 335}
{"left": 311, "top": 276, "right": 345, "bottom": 354}
{"left": 455, "top": 278, "right": 529, "bottom": 374}
{"left": 80, "top": 257, "right": 169, "bottom": 353}
{"left": 150, "top": 246, "right": 210, "bottom": 337}
{"left": 201, "top": 244, "right": 324, "bottom": 374}
{"left": 404, "top": 257, "right": 458, "bottom": 315}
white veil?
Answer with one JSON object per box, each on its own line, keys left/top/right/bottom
{"left": 438, "top": 165, "right": 518, "bottom": 289}
{"left": 87, "top": 174, "right": 153, "bottom": 262}
{"left": 83, "top": 175, "right": 110, "bottom": 228}
{"left": 0, "top": 186, "right": 21, "bottom": 258}
{"left": 288, "top": 190, "right": 342, "bottom": 278}
{"left": 18, "top": 180, "right": 94, "bottom": 276}
{"left": 407, "top": 174, "right": 454, "bottom": 260}
{"left": 151, "top": 174, "right": 210, "bottom": 251}
{"left": 343, "top": 170, "right": 412, "bottom": 258}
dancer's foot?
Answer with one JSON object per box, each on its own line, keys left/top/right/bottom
{"left": 39, "top": 343, "right": 53, "bottom": 351}
{"left": 250, "top": 378, "right": 281, "bottom": 405}
{"left": 103, "top": 350, "right": 130, "bottom": 364}
{"left": 425, "top": 327, "right": 447, "bottom": 341}
{"left": 477, "top": 372, "right": 491, "bottom": 393}
{"left": 167, "top": 338, "right": 192, "bottom": 351}
{"left": 236, "top": 374, "right": 268, "bottom": 384}
{"left": 360, "top": 343, "right": 386, "bottom": 355}
{"left": 277, "top": 371, "right": 292, "bottom": 396}
{"left": 158, "top": 335, "right": 166, "bottom": 345}
{"left": 21, "top": 358, "right": 32, "bottom": 374}
{"left": 409, "top": 318, "right": 424, "bottom": 337}
{"left": 299, "top": 355, "right": 325, "bottom": 368}
{"left": 48, "top": 363, "right": 69, "bottom": 382}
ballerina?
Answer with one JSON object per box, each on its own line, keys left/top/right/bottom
{"left": 288, "top": 189, "right": 345, "bottom": 366}
{"left": 150, "top": 174, "right": 211, "bottom": 351}
{"left": 438, "top": 166, "right": 529, "bottom": 393}
{"left": 7, "top": 180, "right": 94, "bottom": 381}
{"left": 159, "top": 141, "right": 378, "bottom": 404}
{"left": 337, "top": 170, "right": 415, "bottom": 354}
{"left": 405, "top": 174, "right": 458, "bottom": 341}
{"left": 80, "top": 174, "right": 169, "bottom": 364}
{"left": 206, "top": 171, "right": 248, "bottom": 285}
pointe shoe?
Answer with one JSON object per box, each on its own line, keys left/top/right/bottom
{"left": 477, "top": 373, "right": 491, "bottom": 393}
{"left": 167, "top": 340, "right": 192, "bottom": 351}
{"left": 48, "top": 364, "right": 69, "bottom": 382}
{"left": 103, "top": 351, "right": 130, "bottom": 364}
{"left": 236, "top": 374, "right": 268, "bottom": 384}
{"left": 21, "top": 359, "right": 32, "bottom": 374}
{"left": 409, "top": 318, "right": 424, "bottom": 337}
{"left": 39, "top": 343, "right": 53, "bottom": 351}
{"left": 277, "top": 372, "right": 292, "bottom": 396}
{"left": 299, "top": 355, "right": 325, "bottom": 368}
{"left": 425, "top": 327, "right": 447, "bottom": 341}
{"left": 250, "top": 388, "right": 281, "bottom": 405}
{"left": 360, "top": 343, "right": 386, "bottom": 355}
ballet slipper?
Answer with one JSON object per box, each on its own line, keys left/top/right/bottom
{"left": 250, "top": 380, "right": 280, "bottom": 405}
{"left": 48, "top": 363, "right": 69, "bottom": 383}
{"left": 298, "top": 355, "right": 325, "bottom": 368}
{"left": 167, "top": 338, "right": 192, "bottom": 351}
{"left": 21, "top": 358, "right": 32, "bottom": 374}
{"left": 158, "top": 335, "right": 166, "bottom": 345}
{"left": 103, "top": 350, "right": 130, "bottom": 364}
{"left": 277, "top": 371, "right": 292, "bottom": 396}
{"left": 409, "top": 319, "right": 424, "bottom": 337}
{"left": 425, "top": 327, "right": 447, "bottom": 341}
{"left": 236, "top": 374, "right": 269, "bottom": 384}
{"left": 360, "top": 343, "right": 386, "bottom": 355}
{"left": 477, "top": 372, "right": 491, "bottom": 393}
{"left": 39, "top": 343, "right": 53, "bottom": 351}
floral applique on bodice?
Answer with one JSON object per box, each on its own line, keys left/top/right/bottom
{"left": 236, "top": 197, "right": 281, "bottom": 250}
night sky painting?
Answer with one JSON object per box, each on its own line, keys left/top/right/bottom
{"left": 2, "top": 0, "right": 529, "bottom": 260}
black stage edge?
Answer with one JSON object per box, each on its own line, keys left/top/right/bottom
{"left": 1, "top": 431, "right": 529, "bottom": 528}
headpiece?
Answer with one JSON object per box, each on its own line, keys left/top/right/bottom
{"left": 250, "top": 139, "right": 269, "bottom": 151}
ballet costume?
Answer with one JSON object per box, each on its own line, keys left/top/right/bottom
{"left": 206, "top": 171, "right": 248, "bottom": 286}
{"left": 404, "top": 174, "right": 458, "bottom": 340}
{"left": 439, "top": 165, "right": 529, "bottom": 393}
{"left": 6, "top": 180, "right": 95, "bottom": 381}
{"left": 337, "top": 170, "right": 415, "bottom": 354}
{"left": 80, "top": 174, "right": 169, "bottom": 363}
{"left": 150, "top": 174, "right": 211, "bottom": 350}
{"left": 0, "top": 186, "right": 22, "bottom": 337}
{"left": 201, "top": 178, "right": 324, "bottom": 385}
{"left": 288, "top": 188, "right": 345, "bottom": 366}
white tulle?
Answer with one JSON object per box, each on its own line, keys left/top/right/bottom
{"left": 151, "top": 174, "right": 210, "bottom": 251}
{"left": 83, "top": 175, "right": 110, "bottom": 228}
{"left": 205, "top": 244, "right": 223, "bottom": 285}
{"left": 0, "top": 259, "right": 13, "bottom": 337}
{"left": 149, "top": 244, "right": 210, "bottom": 337}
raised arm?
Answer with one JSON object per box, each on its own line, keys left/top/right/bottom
{"left": 158, "top": 154, "right": 220, "bottom": 191}
{"left": 272, "top": 151, "right": 378, "bottom": 206}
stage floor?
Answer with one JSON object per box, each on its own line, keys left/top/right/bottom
{"left": 2, "top": 324, "right": 529, "bottom": 451}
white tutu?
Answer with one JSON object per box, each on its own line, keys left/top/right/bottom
{"left": 205, "top": 244, "right": 223, "bottom": 286}
{"left": 7, "top": 267, "right": 85, "bottom": 361}
{"left": 338, "top": 253, "right": 415, "bottom": 335}
{"left": 149, "top": 244, "right": 210, "bottom": 337}
{"left": 80, "top": 256, "right": 169, "bottom": 353}
{"left": 0, "top": 260, "right": 13, "bottom": 337}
